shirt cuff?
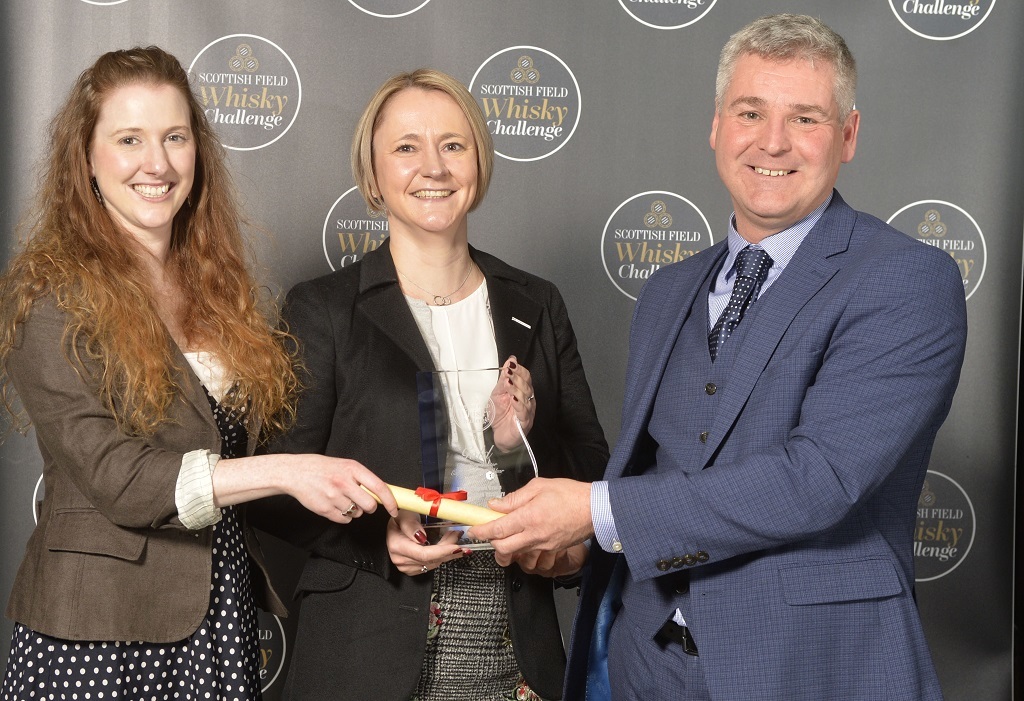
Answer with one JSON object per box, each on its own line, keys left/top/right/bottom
{"left": 590, "top": 481, "right": 623, "bottom": 554}
{"left": 176, "top": 449, "right": 223, "bottom": 530}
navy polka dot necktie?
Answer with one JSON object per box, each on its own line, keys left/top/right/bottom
{"left": 708, "top": 246, "right": 773, "bottom": 362}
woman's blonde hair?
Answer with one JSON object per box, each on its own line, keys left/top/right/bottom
{"left": 0, "top": 46, "right": 297, "bottom": 437}
{"left": 351, "top": 68, "right": 494, "bottom": 213}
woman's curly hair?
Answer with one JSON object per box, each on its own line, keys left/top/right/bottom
{"left": 0, "top": 46, "right": 298, "bottom": 438}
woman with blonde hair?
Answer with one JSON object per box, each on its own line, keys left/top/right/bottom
{"left": 257, "top": 68, "right": 608, "bottom": 700}
{"left": 0, "top": 46, "right": 396, "bottom": 700}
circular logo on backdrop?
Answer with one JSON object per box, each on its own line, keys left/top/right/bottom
{"left": 347, "top": 0, "right": 431, "bottom": 17}
{"left": 322, "top": 187, "right": 390, "bottom": 271}
{"left": 469, "top": 47, "right": 581, "bottom": 162}
{"left": 601, "top": 192, "right": 714, "bottom": 300}
{"left": 617, "top": 0, "right": 717, "bottom": 30}
{"left": 887, "top": 200, "right": 985, "bottom": 299}
{"left": 258, "top": 612, "right": 287, "bottom": 691}
{"left": 888, "top": 0, "right": 994, "bottom": 40}
{"left": 189, "top": 35, "right": 301, "bottom": 151}
{"left": 914, "top": 470, "right": 975, "bottom": 580}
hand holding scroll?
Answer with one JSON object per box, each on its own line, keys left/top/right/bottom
{"left": 467, "top": 477, "right": 594, "bottom": 558}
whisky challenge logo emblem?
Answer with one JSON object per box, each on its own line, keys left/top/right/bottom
{"left": 470, "top": 47, "right": 581, "bottom": 162}
{"left": 888, "top": 0, "right": 994, "bottom": 39}
{"left": 601, "top": 192, "right": 713, "bottom": 299}
{"left": 915, "top": 471, "right": 975, "bottom": 580}
{"left": 347, "top": 0, "right": 431, "bottom": 17}
{"left": 189, "top": 35, "right": 301, "bottom": 151}
{"left": 258, "top": 613, "right": 287, "bottom": 691}
{"left": 618, "top": 0, "right": 718, "bottom": 30}
{"left": 888, "top": 200, "right": 986, "bottom": 299}
{"left": 322, "top": 187, "right": 389, "bottom": 271}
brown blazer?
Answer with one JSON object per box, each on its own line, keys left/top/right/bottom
{"left": 4, "top": 297, "right": 286, "bottom": 643}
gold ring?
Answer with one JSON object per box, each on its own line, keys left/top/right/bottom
{"left": 527, "top": 395, "right": 535, "bottom": 402}
{"left": 342, "top": 502, "right": 357, "bottom": 516}
{"left": 420, "top": 565, "right": 429, "bottom": 574}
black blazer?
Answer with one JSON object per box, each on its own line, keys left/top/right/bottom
{"left": 254, "top": 240, "right": 608, "bottom": 700}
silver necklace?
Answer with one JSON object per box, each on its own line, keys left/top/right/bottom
{"left": 396, "top": 263, "right": 475, "bottom": 306}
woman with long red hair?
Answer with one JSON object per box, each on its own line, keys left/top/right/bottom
{"left": 0, "top": 46, "right": 396, "bottom": 700}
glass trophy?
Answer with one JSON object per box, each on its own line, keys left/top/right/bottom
{"left": 417, "top": 368, "right": 539, "bottom": 550}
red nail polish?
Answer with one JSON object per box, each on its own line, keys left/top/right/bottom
{"left": 509, "top": 361, "right": 517, "bottom": 370}
{"left": 452, "top": 546, "right": 464, "bottom": 556}
{"left": 414, "top": 531, "right": 428, "bottom": 545}
{"left": 462, "top": 548, "right": 473, "bottom": 556}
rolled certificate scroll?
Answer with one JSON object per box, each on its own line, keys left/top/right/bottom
{"left": 363, "top": 484, "right": 502, "bottom": 526}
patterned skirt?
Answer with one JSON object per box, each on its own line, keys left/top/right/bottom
{"left": 412, "top": 550, "right": 543, "bottom": 701}
{"left": 1, "top": 506, "right": 261, "bottom": 700}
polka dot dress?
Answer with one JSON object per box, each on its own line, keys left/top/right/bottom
{"left": 2, "top": 389, "right": 262, "bottom": 700}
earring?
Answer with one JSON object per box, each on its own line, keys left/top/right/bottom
{"left": 90, "top": 177, "right": 103, "bottom": 205}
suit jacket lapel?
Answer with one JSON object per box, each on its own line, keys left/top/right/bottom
{"left": 611, "top": 244, "right": 727, "bottom": 479}
{"left": 172, "top": 345, "right": 219, "bottom": 431}
{"left": 351, "top": 241, "right": 539, "bottom": 372}
{"left": 700, "top": 193, "right": 856, "bottom": 465}
{"left": 172, "top": 345, "right": 269, "bottom": 454}
{"left": 355, "top": 239, "right": 435, "bottom": 373}
{"left": 474, "top": 247, "right": 540, "bottom": 360}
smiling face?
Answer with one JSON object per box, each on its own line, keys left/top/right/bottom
{"left": 89, "top": 82, "right": 195, "bottom": 249}
{"left": 371, "top": 87, "right": 478, "bottom": 242}
{"left": 710, "top": 53, "right": 859, "bottom": 242}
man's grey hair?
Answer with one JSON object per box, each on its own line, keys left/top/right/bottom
{"left": 715, "top": 14, "right": 857, "bottom": 122}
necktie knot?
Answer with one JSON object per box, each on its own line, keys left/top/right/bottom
{"left": 708, "top": 246, "right": 774, "bottom": 361}
{"left": 734, "top": 246, "right": 772, "bottom": 283}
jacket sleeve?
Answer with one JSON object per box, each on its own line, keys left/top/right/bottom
{"left": 7, "top": 298, "right": 191, "bottom": 529}
{"left": 609, "top": 240, "right": 968, "bottom": 581}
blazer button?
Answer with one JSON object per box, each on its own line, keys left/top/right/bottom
{"left": 696, "top": 551, "right": 710, "bottom": 562}
{"left": 705, "top": 383, "right": 717, "bottom": 395}
{"left": 684, "top": 554, "right": 697, "bottom": 566}
{"left": 671, "top": 557, "right": 684, "bottom": 569}
{"left": 656, "top": 559, "right": 671, "bottom": 572}
{"left": 699, "top": 431, "right": 708, "bottom": 444}
{"left": 512, "top": 577, "right": 523, "bottom": 592}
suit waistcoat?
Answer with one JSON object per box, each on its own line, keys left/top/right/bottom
{"left": 646, "top": 266, "right": 755, "bottom": 475}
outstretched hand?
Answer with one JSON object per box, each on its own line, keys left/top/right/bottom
{"left": 287, "top": 455, "right": 399, "bottom": 524}
{"left": 467, "top": 477, "right": 594, "bottom": 558}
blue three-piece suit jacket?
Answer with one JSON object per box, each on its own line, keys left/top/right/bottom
{"left": 564, "top": 192, "right": 968, "bottom": 701}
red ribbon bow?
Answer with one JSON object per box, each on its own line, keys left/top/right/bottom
{"left": 415, "top": 487, "right": 468, "bottom": 518}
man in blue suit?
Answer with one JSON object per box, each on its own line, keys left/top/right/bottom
{"left": 470, "top": 13, "right": 967, "bottom": 700}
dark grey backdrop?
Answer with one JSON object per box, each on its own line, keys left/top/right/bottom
{"left": 1, "top": 1, "right": 1020, "bottom": 699}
